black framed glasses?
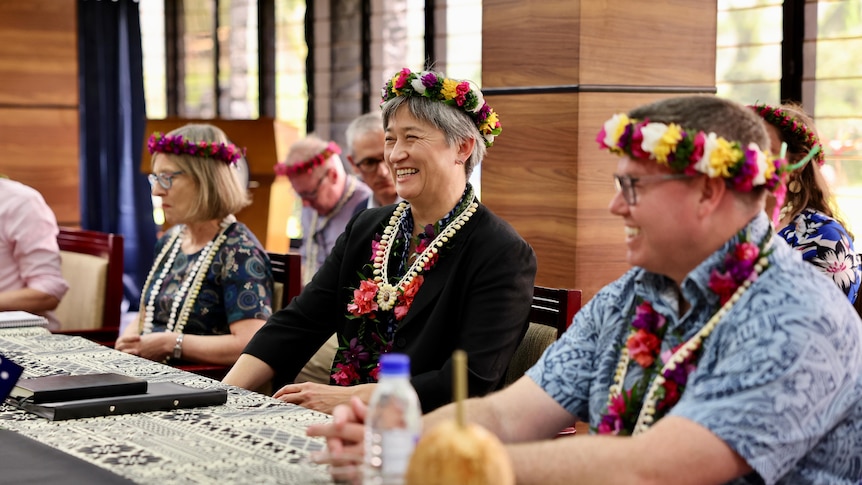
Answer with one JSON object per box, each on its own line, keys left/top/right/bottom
{"left": 148, "top": 171, "right": 184, "bottom": 190}
{"left": 297, "top": 172, "right": 329, "bottom": 201}
{"left": 353, "top": 156, "right": 385, "bottom": 174}
{"left": 613, "top": 173, "right": 693, "bottom": 205}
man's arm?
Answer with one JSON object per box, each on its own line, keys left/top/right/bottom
{"left": 507, "top": 414, "right": 751, "bottom": 485}
{"left": 0, "top": 288, "right": 60, "bottom": 313}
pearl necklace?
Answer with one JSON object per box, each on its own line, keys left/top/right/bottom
{"left": 139, "top": 215, "right": 235, "bottom": 336}
{"left": 372, "top": 197, "right": 478, "bottom": 311}
{"left": 606, "top": 243, "right": 771, "bottom": 435}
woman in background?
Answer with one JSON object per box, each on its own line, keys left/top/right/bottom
{"left": 752, "top": 102, "right": 860, "bottom": 302}
{"left": 116, "top": 124, "right": 274, "bottom": 365}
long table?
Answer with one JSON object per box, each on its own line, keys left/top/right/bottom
{"left": 0, "top": 329, "right": 335, "bottom": 484}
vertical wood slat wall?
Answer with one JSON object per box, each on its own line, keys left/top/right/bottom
{"left": 0, "top": 0, "right": 79, "bottom": 226}
{"left": 481, "top": 0, "right": 717, "bottom": 302}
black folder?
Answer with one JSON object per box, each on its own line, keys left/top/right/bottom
{"left": 13, "top": 382, "right": 228, "bottom": 421}
{"left": 10, "top": 373, "right": 147, "bottom": 403}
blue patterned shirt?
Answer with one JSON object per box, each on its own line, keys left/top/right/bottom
{"left": 778, "top": 208, "right": 860, "bottom": 303}
{"left": 147, "top": 222, "right": 274, "bottom": 335}
{"left": 528, "top": 213, "right": 862, "bottom": 485}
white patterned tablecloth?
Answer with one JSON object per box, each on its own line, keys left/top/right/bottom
{"left": 0, "top": 333, "right": 334, "bottom": 484}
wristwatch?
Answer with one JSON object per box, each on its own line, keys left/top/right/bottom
{"left": 172, "top": 333, "right": 184, "bottom": 360}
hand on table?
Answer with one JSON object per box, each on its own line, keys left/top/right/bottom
{"left": 115, "top": 332, "right": 173, "bottom": 362}
{"left": 273, "top": 381, "right": 372, "bottom": 415}
{"left": 306, "top": 397, "right": 368, "bottom": 484}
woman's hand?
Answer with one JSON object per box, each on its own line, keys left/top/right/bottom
{"left": 307, "top": 396, "right": 368, "bottom": 483}
{"left": 115, "top": 332, "right": 174, "bottom": 362}
{"left": 273, "top": 382, "right": 373, "bottom": 415}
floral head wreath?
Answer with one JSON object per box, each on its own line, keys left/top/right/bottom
{"left": 597, "top": 113, "right": 792, "bottom": 193}
{"left": 381, "top": 68, "right": 502, "bottom": 147}
{"left": 748, "top": 103, "right": 825, "bottom": 167}
{"left": 148, "top": 132, "right": 245, "bottom": 166}
{"left": 273, "top": 141, "right": 341, "bottom": 177}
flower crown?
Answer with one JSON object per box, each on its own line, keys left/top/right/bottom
{"left": 749, "top": 103, "right": 825, "bottom": 166}
{"left": 273, "top": 141, "right": 341, "bottom": 177}
{"left": 147, "top": 132, "right": 244, "bottom": 165}
{"left": 381, "top": 68, "right": 502, "bottom": 147}
{"left": 597, "top": 114, "right": 790, "bottom": 193}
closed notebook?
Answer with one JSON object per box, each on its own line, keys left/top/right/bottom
{"left": 10, "top": 373, "right": 148, "bottom": 404}
{"left": 13, "top": 382, "right": 228, "bottom": 421}
{"left": 0, "top": 311, "right": 49, "bottom": 329}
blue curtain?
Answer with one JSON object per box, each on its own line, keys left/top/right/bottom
{"left": 78, "top": 0, "right": 156, "bottom": 311}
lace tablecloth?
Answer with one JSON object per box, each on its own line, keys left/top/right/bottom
{"left": 0, "top": 332, "right": 334, "bottom": 484}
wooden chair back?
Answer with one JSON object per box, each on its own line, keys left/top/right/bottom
{"left": 504, "top": 286, "right": 582, "bottom": 386}
{"left": 177, "top": 251, "right": 301, "bottom": 381}
{"left": 269, "top": 251, "right": 301, "bottom": 309}
{"left": 54, "top": 227, "right": 124, "bottom": 346}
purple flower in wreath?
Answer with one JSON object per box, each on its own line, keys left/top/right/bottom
{"left": 341, "top": 337, "right": 370, "bottom": 364}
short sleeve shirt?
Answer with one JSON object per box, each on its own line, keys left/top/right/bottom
{"left": 527, "top": 213, "right": 862, "bottom": 485}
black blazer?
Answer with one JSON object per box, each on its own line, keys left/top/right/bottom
{"left": 244, "top": 202, "right": 537, "bottom": 412}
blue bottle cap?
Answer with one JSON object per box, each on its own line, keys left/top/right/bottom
{"left": 379, "top": 353, "right": 411, "bottom": 376}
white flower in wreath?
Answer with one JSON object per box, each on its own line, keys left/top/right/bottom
{"left": 376, "top": 283, "right": 399, "bottom": 311}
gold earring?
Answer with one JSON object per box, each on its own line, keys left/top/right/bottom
{"left": 788, "top": 180, "right": 801, "bottom": 193}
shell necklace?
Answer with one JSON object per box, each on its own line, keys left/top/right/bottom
{"left": 372, "top": 196, "right": 478, "bottom": 311}
{"left": 139, "top": 215, "right": 235, "bottom": 335}
{"left": 606, "top": 237, "right": 772, "bottom": 436}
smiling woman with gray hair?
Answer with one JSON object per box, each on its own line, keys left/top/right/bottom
{"left": 225, "top": 68, "right": 536, "bottom": 414}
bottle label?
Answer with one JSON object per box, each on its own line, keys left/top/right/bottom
{"left": 380, "top": 429, "right": 418, "bottom": 477}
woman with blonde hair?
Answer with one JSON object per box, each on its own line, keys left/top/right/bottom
{"left": 116, "top": 123, "right": 274, "bottom": 365}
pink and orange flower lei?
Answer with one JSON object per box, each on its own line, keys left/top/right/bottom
{"left": 597, "top": 231, "right": 769, "bottom": 435}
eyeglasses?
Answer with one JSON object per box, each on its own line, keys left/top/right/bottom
{"left": 148, "top": 171, "right": 185, "bottom": 190}
{"left": 613, "top": 173, "right": 693, "bottom": 205}
{"left": 353, "top": 156, "right": 385, "bottom": 174}
{"left": 296, "top": 172, "right": 329, "bottom": 201}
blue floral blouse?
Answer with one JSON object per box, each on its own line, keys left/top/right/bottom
{"left": 146, "top": 222, "right": 274, "bottom": 335}
{"left": 777, "top": 208, "right": 860, "bottom": 303}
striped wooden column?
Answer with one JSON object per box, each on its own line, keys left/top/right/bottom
{"left": 481, "top": 0, "right": 717, "bottom": 301}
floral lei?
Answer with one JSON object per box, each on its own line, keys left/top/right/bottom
{"left": 382, "top": 68, "right": 502, "bottom": 147}
{"left": 148, "top": 132, "right": 244, "bottom": 165}
{"left": 597, "top": 114, "right": 790, "bottom": 193}
{"left": 749, "top": 103, "right": 825, "bottom": 166}
{"left": 273, "top": 141, "right": 341, "bottom": 177}
{"left": 597, "top": 229, "right": 772, "bottom": 436}
{"left": 331, "top": 187, "right": 478, "bottom": 385}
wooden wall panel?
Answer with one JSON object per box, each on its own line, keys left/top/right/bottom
{"left": 482, "top": 0, "right": 580, "bottom": 88}
{"left": 579, "top": 1, "right": 716, "bottom": 87}
{"left": 482, "top": 94, "right": 579, "bottom": 289}
{"left": 0, "top": 108, "right": 79, "bottom": 225}
{"left": 482, "top": 0, "right": 718, "bottom": 302}
{"left": 0, "top": 0, "right": 78, "bottom": 106}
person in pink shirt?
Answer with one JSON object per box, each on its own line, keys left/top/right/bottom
{"left": 0, "top": 178, "right": 69, "bottom": 330}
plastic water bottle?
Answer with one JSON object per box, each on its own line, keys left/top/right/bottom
{"left": 364, "top": 353, "right": 422, "bottom": 485}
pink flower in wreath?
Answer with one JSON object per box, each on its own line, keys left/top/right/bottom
{"left": 626, "top": 329, "right": 661, "bottom": 368}
{"left": 395, "top": 275, "right": 424, "bottom": 320}
{"left": 332, "top": 363, "right": 360, "bottom": 385}
{"left": 369, "top": 362, "right": 381, "bottom": 381}
{"left": 708, "top": 269, "right": 737, "bottom": 306}
{"left": 733, "top": 241, "right": 759, "bottom": 263}
{"left": 347, "top": 279, "right": 380, "bottom": 317}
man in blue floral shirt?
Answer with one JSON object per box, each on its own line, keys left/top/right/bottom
{"left": 312, "top": 96, "right": 862, "bottom": 485}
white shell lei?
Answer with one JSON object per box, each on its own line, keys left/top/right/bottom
{"left": 139, "top": 215, "right": 235, "bottom": 337}
{"left": 372, "top": 197, "right": 478, "bottom": 311}
{"left": 607, "top": 244, "right": 771, "bottom": 436}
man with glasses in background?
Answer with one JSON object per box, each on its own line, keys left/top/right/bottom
{"left": 345, "top": 111, "right": 399, "bottom": 216}
{"left": 275, "top": 135, "right": 371, "bottom": 288}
